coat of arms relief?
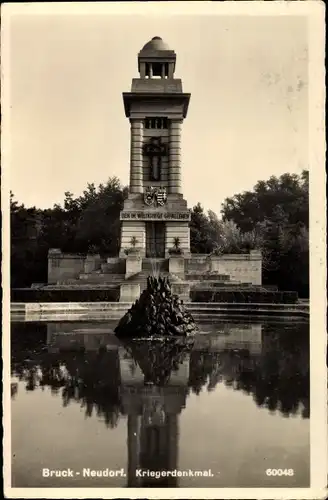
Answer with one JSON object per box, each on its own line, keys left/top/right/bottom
{"left": 144, "top": 186, "right": 167, "bottom": 206}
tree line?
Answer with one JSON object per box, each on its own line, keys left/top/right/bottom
{"left": 11, "top": 170, "right": 309, "bottom": 296}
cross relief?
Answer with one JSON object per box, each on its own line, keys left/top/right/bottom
{"left": 143, "top": 136, "right": 168, "bottom": 182}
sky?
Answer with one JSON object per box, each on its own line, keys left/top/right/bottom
{"left": 7, "top": 6, "right": 308, "bottom": 215}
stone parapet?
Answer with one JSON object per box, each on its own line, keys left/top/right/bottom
{"left": 186, "top": 251, "right": 262, "bottom": 285}
{"left": 84, "top": 254, "right": 102, "bottom": 274}
{"left": 48, "top": 249, "right": 85, "bottom": 285}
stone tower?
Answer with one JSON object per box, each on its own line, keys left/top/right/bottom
{"left": 120, "top": 36, "right": 191, "bottom": 259}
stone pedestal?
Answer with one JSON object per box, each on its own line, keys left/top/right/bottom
{"left": 169, "top": 256, "right": 185, "bottom": 276}
{"left": 84, "top": 254, "right": 101, "bottom": 274}
{"left": 125, "top": 254, "right": 142, "bottom": 278}
{"left": 120, "top": 283, "right": 141, "bottom": 303}
{"left": 171, "top": 282, "right": 190, "bottom": 302}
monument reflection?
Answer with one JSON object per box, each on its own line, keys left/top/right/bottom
{"left": 10, "top": 321, "right": 309, "bottom": 487}
{"left": 120, "top": 341, "right": 190, "bottom": 487}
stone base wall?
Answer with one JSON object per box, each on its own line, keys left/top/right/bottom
{"left": 48, "top": 249, "right": 262, "bottom": 286}
{"left": 120, "top": 221, "right": 146, "bottom": 257}
{"left": 186, "top": 251, "right": 262, "bottom": 285}
{"left": 48, "top": 250, "right": 126, "bottom": 284}
{"left": 48, "top": 249, "right": 85, "bottom": 285}
{"left": 165, "top": 221, "right": 190, "bottom": 256}
{"left": 84, "top": 254, "right": 102, "bottom": 274}
{"left": 210, "top": 252, "right": 262, "bottom": 285}
{"left": 103, "top": 258, "right": 126, "bottom": 274}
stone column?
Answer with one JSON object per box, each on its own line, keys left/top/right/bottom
{"left": 169, "top": 119, "right": 182, "bottom": 194}
{"left": 139, "top": 62, "right": 146, "bottom": 78}
{"left": 161, "top": 64, "right": 166, "bottom": 79}
{"left": 129, "top": 119, "right": 143, "bottom": 194}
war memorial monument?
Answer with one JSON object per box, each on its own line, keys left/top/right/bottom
{"left": 47, "top": 36, "right": 265, "bottom": 308}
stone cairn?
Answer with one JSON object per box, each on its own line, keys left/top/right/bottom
{"left": 115, "top": 276, "right": 197, "bottom": 338}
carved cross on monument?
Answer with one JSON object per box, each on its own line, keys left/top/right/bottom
{"left": 143, "top": 137, "right": 167, "bottom": 181}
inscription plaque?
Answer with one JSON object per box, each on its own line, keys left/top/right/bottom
{"left": 120, "top": 211, "right": 191, "bottom": 221}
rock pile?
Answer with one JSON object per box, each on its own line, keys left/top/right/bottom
{"left": 115, "top": 276, "right": 197, "bottom": 338}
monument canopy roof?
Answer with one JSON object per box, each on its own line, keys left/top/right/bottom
{"left": 140, "top": 36, "right": 172, "bottom": 53}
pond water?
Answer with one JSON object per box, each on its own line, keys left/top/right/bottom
{"left": 11, "top": 320, "right": 310, "bottom": 488}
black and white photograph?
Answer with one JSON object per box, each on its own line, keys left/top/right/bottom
{"left": 2, "top": 1, "right": 326, "bottom": 498}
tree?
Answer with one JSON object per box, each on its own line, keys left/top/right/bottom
{"left": 221, "top": 170, "right": 309, "bottom": 232}
{"left": 10, "top": 178, "right": 128, "bottom": 287}
{"left": 189, "top": 203, "right": 214, "bottom": 254}
{"left": 10, "top": 192, "right": 46, "bottom": 287}
{"left": 220, "top": 171, "right": 309, "bottom": 296}
{"left": 212, "top": 220, "right": 261, "bottom": 255}
{"left": 74, "top": 178, "right": 128, "bottom": 255}
{"left": 190, "top": 208, "right": 261, "bottom": 256}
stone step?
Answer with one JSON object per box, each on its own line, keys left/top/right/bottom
{"left": 191, "top": 309, "right": 308, "bottom": 317}
{"left": 101, "top": 263, "right": 125, "bottom": 274}
{"left": 142, "top": 258, "right": 168, "bottom": 272}
{"left": 187, "top": 302, "right": 308, "bottom": 310}
{"left": 80, "top": 273, "right": 124, "bottom": 279}
{"left": 186, "top": 273, "right": 230, "bottom": 281}
{"left": 43, "top": 285, "right": 121, "bottom": 290}
{"left": 78, "top": 273, "right": 125, "bottom": 284}
{"left": 190, "top": 285, "right": 264, "bottom": 291}
{"left": 56, "top": 279, "right": 83, "bottom": 285}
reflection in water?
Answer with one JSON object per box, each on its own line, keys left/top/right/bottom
{"left": 120, "top": 340, "right": 192, "bottom": 487}
{"left": 11, "top": 321, "right": 309, "bottom": 487}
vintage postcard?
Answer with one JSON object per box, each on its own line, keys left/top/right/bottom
{"left": 1, "top": 1, "right": 326, "bottom": 499}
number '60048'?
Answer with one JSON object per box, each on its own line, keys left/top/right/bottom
{"left": 266, "top": 469, "right": 294, "bottom": 476}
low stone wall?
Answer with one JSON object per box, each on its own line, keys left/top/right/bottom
{"left": 48, "top": 250, "right": 126, "bottom": 283}
{"left": 48, "top": 249, "right": 262, "bottom": 286}
{"left": 48, "top": 249, "right": 85, "bottom": 284}
{"left": 186, "top": 251, "right": 262, "bottom": 285}
{"left": 84, "top": 254, "right": 102, "bottom": 274}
